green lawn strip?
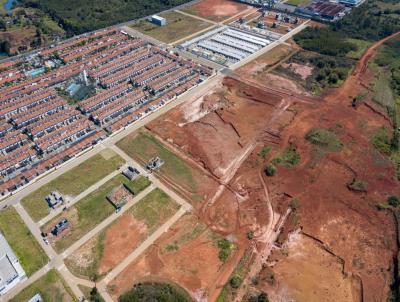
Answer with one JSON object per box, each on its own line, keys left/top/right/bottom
{"left": 9, "top": 269, "right": 75, "bottom": 302}
{"left": 130, "top": 11, "right": 211, "bottom": 43}
{"left": 346, "top": 38, "right": 372, "bottom": 59}
{"left": 131, "top": 188, "right": 180, "bottom": 228}
{"left": 124, "top": 175, "right": 151, "bottom": 194}
{"left": 22, "top": 150, "right": 124, "bottom": 222}
{"left": 286, "top": 0, "right": 312, "bottom": 6}
{"left": 117, "top": 132, "right": 197, "bottom": 193}
{"left": 0, "top": 208, "right": 48, "bottom": 276}
{"left": 44, "top": 173, "right": 143, "bottom": 253}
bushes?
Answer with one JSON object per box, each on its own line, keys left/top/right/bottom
{"left": 305, "top": 128, "right": 343, "bottom": 152}
{"left": 294, "top": 28, "right": 356, "bottom": 57}
{"left": 272, "top": 145, "right": 301, "bottom": 168}
{"left": 265, "top": 164, "right": 276, "bottom": 176}
{"left": 119, "top": 282, "right": 190, "bottom": 302}
{"left": 217, "top": 239, "right": 234, "bottom": 262}
{"left": 387, "top": 196, "right": 399, "bottom": 207}
{"left": 229, "top": 275, "right": 242, "bottom": 289}
{"left": 347, "top": 178, "right": 368, "bottom": 192}
{"left": 371, "top": 126, "right": 392, "bottom": 155}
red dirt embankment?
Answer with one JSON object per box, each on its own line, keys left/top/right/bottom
{"left": 250, "top": 32, "right": 400, "bottom": 302}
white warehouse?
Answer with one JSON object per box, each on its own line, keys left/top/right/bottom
{"left": 181, "top": 26, "right": 271, "bottom": 66}
{"left": 0, "top": 233, "right": 27, "bottom": 296}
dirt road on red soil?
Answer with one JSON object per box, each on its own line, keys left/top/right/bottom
{"left": 328, "top": 31, "right": 400, "bottom": 102}
{"left": 244, "top": 32, "right": 400, "bottom": 302}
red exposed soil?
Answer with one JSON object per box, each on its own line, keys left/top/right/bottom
{"left": 108, "top": 31, "right": 400, "bottom": 302}
{"left": 188, "top": 0, "right": 250, "bottom": 20}
{"left": 108, "top": 214, "right": 243, "bottom": 301}
{"left": 247, "top": 32, "right": 400, "bottom": 302}
{"left": 99, "top": 214, "right": 147, "bottom": 275}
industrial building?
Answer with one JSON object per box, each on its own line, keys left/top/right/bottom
{"left": 340, "top": 0, "right": 364, "bottom": 6}
{"left": 151, "top": 15, "right": 167, "bottom": 26}
{"left": 181, "top": 26, "right": 272, "bottom": 66}
{"left": 295, "top": 1, "right": 349, "bottom": 22}
{"left": 0, "top": 233, "right": 27, "bottom": 296}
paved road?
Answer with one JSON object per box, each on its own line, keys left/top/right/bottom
{"left": 0, "top": 74, "right": 216, "bottom": 301}
{"left": 0, "top": 72, "right": 218, "bottom": 209}
{"left": 109, "top": 145, "right": 193, "bottom": 212}
{"left": 0, "top": 12, "right": 311, "bottom": 302}
{"left": 1, "top": 264, "right": 51, "bottom": 302}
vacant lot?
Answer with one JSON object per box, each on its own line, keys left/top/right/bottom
{"left": 117, "top": 131, "right": 198, "bottom": 194}
{"left": 43, "top": 174, "right": 149, "bottom": 252}
{"left": 22, "top": 149, "right": 124, "bottom": 222}
{"left": 181, "top": 0, "right": 249, "bottom": 22}
{"left": 0, "top": 208, "right": 48, "bottom": 276}
{"left": 239, "top": 44, "right": 297, "bottom": 81}
{"left": 108, "top": 214, "right": 235, "bottom": 300}
{"left": 130, "top": 11, "right": 212, "bottom": 43}
{"left": 65, "top": 188, "right": 179, "bottom": 279}
{"left": 9, "top": 269, "right": 75, "bottom": 302}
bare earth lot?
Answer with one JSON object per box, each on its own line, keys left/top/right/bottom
{"left": 65, "top": 188, "right": 179, "bottom": 279}
{"left": 181, "top": 0, "right": 251, "bottom": 22}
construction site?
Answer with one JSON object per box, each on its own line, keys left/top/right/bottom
{"left": 0, "top": 0, "right": 399, "bottom": 302}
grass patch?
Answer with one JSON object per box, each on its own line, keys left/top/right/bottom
{"left": 258, "top": 145, "right": 272, "bottom": 159}
{"left": 0, "top": 207, "right": 48, "bottom": 276}
{"left": 44, "top": 173, "right": 143, "bottom": 252}
{"left": 9, "top": 269, "right": 75, "bottom": 302}
{"left": 130, "top": 11, "right": 212, "bottom": 43}
{"left": 131, "top": 188, "right": 179, "bottom": 228}
{"left": 286, "top": 0, "right": 312, "bottom": 6}
{"left": 22, "top": 149, "right": 124, "bottom": 222}
{"left": 117, "top": 131, "right": 197, "bottom": 193}
{"left": 216, "top": 238, "right": 234, "bottom": 262}
{"left": 216, "top": 248, "right": 252, "bottom": 301}
{"left": 124, "top": 175, "right": 151, "bottom": 194}
{"left": 346, "top": 38, "right": 372, "bottom": 59}
{"left": 305, "top": 128, "right": 343, "bottom": 152}
{"left": 371, "top": 126, "right": 392, "bottom": 155}
{"left": 347, "top": 178, "right": 368, "bottom": 192}
{"left": 66, "top": 186, "right": 176, "bottom": 279}
{"left": 272, "top": 145, "right": 301, "bottom": 168}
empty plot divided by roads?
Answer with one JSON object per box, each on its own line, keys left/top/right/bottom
{"left": 21, "top": 149, "right": 125, "bottom": 222}
{"left": 41, "top": 174, "right": 151, "bottom": 253}
{"left": 65, "top": 188, "right": 180, "bottom": 280}
{"left": 129, "top": 11, "right": 214, "bottom": 44}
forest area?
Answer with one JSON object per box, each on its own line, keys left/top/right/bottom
{"left": 20, "top": 0, "right": 192, "bottom": 36}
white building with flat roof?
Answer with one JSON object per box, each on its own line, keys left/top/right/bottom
{"left": 0, "top": 233, "right": 27, "bottom": 296}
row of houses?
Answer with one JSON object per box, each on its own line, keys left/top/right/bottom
{"left": 0, "top": 29, "right": 211, "bottom": 196}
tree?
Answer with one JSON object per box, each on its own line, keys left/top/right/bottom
{"left": 258, "top": 292, "right": 269, "bottom": 302}
{"left": 229, "top": 275, "right": 242, "bottom": 289}
{"left": 387, "top": 196, "right": 399, "bottom": 208}
{"left": 265, "top": 164, "right": 276, "bottom": 176}
{"left": 0, "top": 19, "right": 6, "bottom": 32}
{"left": 89, "top": 286, "right": 103, "bottom": 302}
